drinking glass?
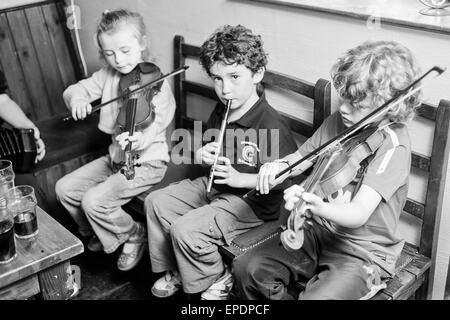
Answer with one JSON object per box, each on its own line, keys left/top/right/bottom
{"left": 6, "top": 185, "right": 38, "bottom": 239}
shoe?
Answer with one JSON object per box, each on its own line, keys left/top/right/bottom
{"left": 200, "top": 268, "right": 234, "bottom": 300}
{"left": 151, "top": 271, "right": 182, "bottom": 298}
{"left": 117, "top": 222, "right": 147, "bottom": 271}
{"left": 86, "top": 235, "right": 103, "bottom": 252}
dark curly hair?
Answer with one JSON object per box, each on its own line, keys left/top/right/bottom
{"left": 199, "top": 25, "right": 268, "bottom": 76}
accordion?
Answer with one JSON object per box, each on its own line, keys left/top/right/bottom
{"left": 0, "top": 127, "right": 37, "bottom": 172}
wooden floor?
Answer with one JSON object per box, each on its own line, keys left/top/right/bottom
{"left": 71, "top": 248, "right": 171, "bottom": 300}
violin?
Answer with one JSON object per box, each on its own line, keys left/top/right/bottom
{"left": 117, "top": 62, "right": 163, "bottom": 180}
{"left": 276, "top": 66, "right": 445, "bottom": 251}
{"left": 61, "top": 65, "right": 189, "bottom": 180}
{"left": 280, "top": 126, "right": 384, "bottom": 250}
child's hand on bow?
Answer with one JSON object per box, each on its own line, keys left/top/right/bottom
{"left": 213, "top": 156, "right": 241, "bottom": 188}
{"left": 115, "top": 131, "right": 144, "bottom": 151}
{"left": 70, "top": 99, "right": 92, "bottom": 120}
{"left": 256, "top": 160, "right": 290, "bottom": 195}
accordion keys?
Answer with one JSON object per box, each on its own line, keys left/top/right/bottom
{"left": 0, "top": 127, "right": 37, "bottom": 172}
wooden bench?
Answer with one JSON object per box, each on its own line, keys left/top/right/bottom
{"left": 0, "top": 0, "right": 110, "bottom": 229}
{"left": 220, "top": 99, "right": 450, "bottom": 301}
{"left": 126, "top": 35, "right": 450, "bottom": 300}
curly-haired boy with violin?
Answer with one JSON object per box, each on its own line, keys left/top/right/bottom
{"left": 232, "top": 40, "right": 423, "bottom": 300}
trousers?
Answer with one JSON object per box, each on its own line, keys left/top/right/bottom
{"left": 55, "top": 155, "right": 166, "bottom": 253}
{"left": 145, "top": 176, "right": 264, "bottom": 293}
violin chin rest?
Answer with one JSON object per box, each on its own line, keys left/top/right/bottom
{"left": 280, "top": 229, "right": 304, "bottom": 251}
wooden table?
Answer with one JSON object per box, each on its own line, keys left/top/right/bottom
{"left": 0, "top": 206, "right": 84, "bottom": 300}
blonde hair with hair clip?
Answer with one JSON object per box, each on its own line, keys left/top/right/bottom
{"left": 95, "top": 9, "right": 152, "bottom": 62}
{"left": 331, "top": 41, "right": 422, "bottom": 123}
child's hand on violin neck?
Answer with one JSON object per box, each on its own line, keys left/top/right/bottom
{"left": 116, "top": 131, "right": 144, "bottom": 150}
{"left": 70, "top": 100, "right": 92, "bottom": 120}
{"left": 283, "top": 184, "right": 325, "bottom": 214}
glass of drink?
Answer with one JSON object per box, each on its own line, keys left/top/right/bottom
{"left": 6, "top": 185, "right": 38, "bottom": 239}
{"left": 0, "top": 198, "right": 16, "bottom": 264}
{"left": 0, "top": 160, "right": 15, "bottom": 196}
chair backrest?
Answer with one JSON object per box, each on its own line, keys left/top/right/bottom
{"left": 408, "top": 100, "right": 450, "bottom": 298}
{"left": 172, "top": 35, "right": 331, "bottom": 136}
{"left": 0, "top": 0, "right": 83, "bottom": 121}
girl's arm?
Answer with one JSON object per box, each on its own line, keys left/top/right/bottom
{"left": 284, "top": 184, "right": 381, "bottom": 228}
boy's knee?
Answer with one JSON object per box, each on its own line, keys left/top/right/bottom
{"left": 170, "top": 218, "right": 191, "bottom": 243}
{"left": 81, "top": 189, "right": 100, "bottom": 214}
{"left": 55, "top": 177, "right": 69, "bottom": 200}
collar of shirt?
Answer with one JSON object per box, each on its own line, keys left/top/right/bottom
{"left": 222, "top": 91, "right": 267, "bottom": 128}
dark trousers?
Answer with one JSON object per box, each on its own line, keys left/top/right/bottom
{"left": 232, "top": 220, "right": 383, "bottom": 300}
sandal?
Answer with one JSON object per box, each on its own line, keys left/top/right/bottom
{"left": 117, "top": 222, "right": 147, "bottom": 271}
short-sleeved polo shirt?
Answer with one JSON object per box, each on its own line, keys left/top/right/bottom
{"left": 205, "top": 92, "right": 298, "bottom": 220}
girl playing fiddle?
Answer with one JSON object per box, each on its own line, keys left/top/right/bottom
{"left": 56, "top": 9, "right": 175, "bottom": 271}
{"left": 232, "top": 40, "right": 422, "bottom": 299}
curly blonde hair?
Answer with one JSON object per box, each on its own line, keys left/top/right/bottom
{"left": 95, "top": 9, "right": 151, "bottom": 61}
{"left": 331, "top": 40, "right": 422, "bottom": 123}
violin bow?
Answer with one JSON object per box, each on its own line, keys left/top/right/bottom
{"left": 244, "top": 65, "right": 446, "bottom": 198}
{"left": 62, "top": 65, "right": 189, "bottom": 122}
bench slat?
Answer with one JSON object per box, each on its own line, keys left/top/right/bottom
{"left": 263, "top": 70, "right": 315, "bottom": 98}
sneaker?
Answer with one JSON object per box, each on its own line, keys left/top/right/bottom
{"left": 151, "top": 271, "right": 182, "bottom": 298}
{"left": 117, "top": 222, "right": 147, "bottom": 271}
{"left": 86, "top": 235, "right": 103, "bottom": 252}
{"left": 201, "top": 268, "right": 234, "bottom": 300}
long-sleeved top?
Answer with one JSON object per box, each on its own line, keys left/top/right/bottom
{"left": 63, "top": 65, "right": 176, "bottom": 164}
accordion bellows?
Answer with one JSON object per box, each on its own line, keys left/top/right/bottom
{"left": 0, "top": 127, "right": 37, "bottom": 172}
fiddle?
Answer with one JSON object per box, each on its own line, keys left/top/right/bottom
{"left": 277, "top": 66, "right": 445, "bottom": 251}
{"left": 61, "top": 66, "right": 189, "bottom": 122}
{"left": 280, "top": 127, "right": 384, "bottom": 250}
{"left": 117, "top": 62, "right": 163, "bottom": 180}
{"left": 61, "top": 65, "right": 188, "bottom": 180}
{"left": 244, "top": 66, "right": 445, "bottom": 200}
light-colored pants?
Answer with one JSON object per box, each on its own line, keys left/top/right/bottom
{"left": 55, "top": 155, "right": 167, "bottom": 253}
{"left": 145, "top": 176, "right": 264, "bottom": 294}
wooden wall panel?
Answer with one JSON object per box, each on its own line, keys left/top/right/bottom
{"left": 0, "top": 1, "right": 82, "bottom": 121}
{"left": 41, "top": 3, "right": 79, "bottom": 88}
{"left": 25, "top": 5, "right": 66, "bottom": 115}
{"left": 6, "top": 9, "right": 53, "bottom": 120}
{"left": 0, "top": 13, "right": 34, "bottom": 117}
